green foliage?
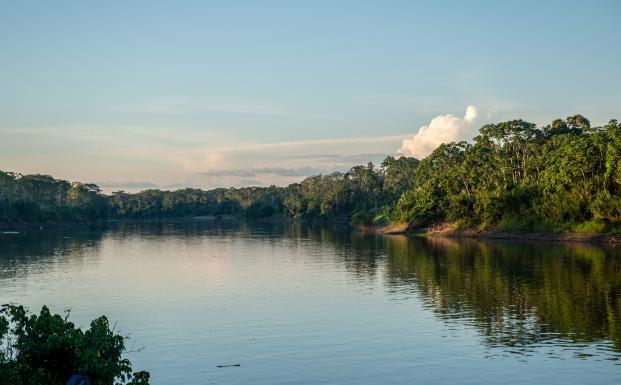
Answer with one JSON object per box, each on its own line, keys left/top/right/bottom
{"left": 381, "top": 237, "right": 621, "bottom": 351}
{"left": 0, "top": 172, "right": 107, "bottom": 223}
{"left": 572, "top": 220, "right": 607, "bottom": 234}
{"left": 394, "top": 115, "right": 621, "bottom": 232}
{"left": 0, "top": 305, "right": 149, "bottom": 385}
{"left": 1, "top": 115, "right": 620, "bottom": 234}
{"left": 350, "top": 211, "right": 374, "bottom": 226}
{"left": 380, "top": 156, "right": 419, "bottom": 201}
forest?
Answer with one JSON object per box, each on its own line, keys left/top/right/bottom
{"left": 1, "top": 115, "right": 620, "bottom": 234}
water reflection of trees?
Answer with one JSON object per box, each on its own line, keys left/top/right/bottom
{"left": 379, "top": 236, "right": 621, "bottom": 353}
{"left": 259, "top": 222, "right": 621, "bottom": 353}
{"left": 270, "top": 225, "right": 621, "bottom": 354}
{"left": 0, "top": 226, "right": 106, "bottom": 280}
{"left": 2, "top": 221, "right": 620, "bottom": 355}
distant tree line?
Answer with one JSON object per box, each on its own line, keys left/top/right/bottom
{"left": 0, "top": 173, "right": 107, "bottom": 223}
{"left": 1, "top": 115, "right": 620, "bottom": 233}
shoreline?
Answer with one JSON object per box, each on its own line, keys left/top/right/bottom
{"left": 360, "top": 222, "right": 621, "bottom": 246}
{"left": 0, "top": 220, "right": 102, "bottom": 232}
{"left": 3, "top": 218, "right": 620, "bottom": 246}
{"left": 0, "top": 216, "right": 350, "bottom": 233}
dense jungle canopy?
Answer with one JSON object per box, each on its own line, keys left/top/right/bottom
{"left": 2, "top": 115, "right": 620, "bottom": 233}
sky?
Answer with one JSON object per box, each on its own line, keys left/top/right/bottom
{"left": 1, "top": 0, "right": 620, "bottom": 192}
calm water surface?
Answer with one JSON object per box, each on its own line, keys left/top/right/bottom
{"left": 1, "top": 221, "right": 620, "bottom": 384}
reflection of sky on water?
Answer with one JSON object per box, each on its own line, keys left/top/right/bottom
{"left": 1, "top": 221, "right": 620, "bottom": 384}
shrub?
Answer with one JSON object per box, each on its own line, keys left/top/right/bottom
{"left": 0, "top": 305, "right": 150, "bottom": 385}
{"left": 350, "top": 211, "right": 374, "bottom": 226}
{"left": 572, "top": 220, "right": 607, "bottom": 233}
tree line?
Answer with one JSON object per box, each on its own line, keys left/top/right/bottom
{"left": 1, "top": 115, "right": 620, "bottom": 233}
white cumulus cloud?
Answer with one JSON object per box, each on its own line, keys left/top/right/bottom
{"left": 397, "top": 106, "right": 480, "bottom": 159}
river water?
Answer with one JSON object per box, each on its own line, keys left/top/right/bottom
{"left": 1, "top": 221, "right": 620, "bottom": 384}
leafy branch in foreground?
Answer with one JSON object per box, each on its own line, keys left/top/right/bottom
{"left": 0, "top": 304, "right": 149, "bottom": 385}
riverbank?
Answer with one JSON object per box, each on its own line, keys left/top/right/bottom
{"left": 361, "top": 222, "right": 621, "bottom": 246}
{"left": 0, "top": 215, "right": 247, "bottom": 232}
{"left": 0, "top": 216, "right": 350, "bottom": 234}
{"left": 0, "top": 220, "right": 98, "bottom": 232}
{"left": 4, "top": 218, "right": 620, "bottom": 245}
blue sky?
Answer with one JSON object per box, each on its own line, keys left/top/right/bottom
{"left": 1, "top": 0, "right": 620, "bottom": 191}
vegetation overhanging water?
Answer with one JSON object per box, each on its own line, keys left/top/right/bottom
{"left": 2, "top": 115, "right": 621, "bottom": 240}
{"left": 0, "top": 221, "right": 620, "bottom": 384}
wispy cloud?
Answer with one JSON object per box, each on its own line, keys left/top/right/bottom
{"left": 167, "top": 134, "right": 405, "bottom": 174}
{"left": 112, "top": 99, "right": 307, "bottom": 117}
{"left": 96, "top": 181, "right": 159, "bottom": 190}
{"left": 189, "top": 134, "right": 408, "bottom": 155}
{"left": 1, "top": 121, "right": 406, "bottom": 192}
{"left": 157, "top": 134, "right": 406, "bottom": 189}
{"left": 199, "top": 166, "right": 336, "bottom": 178}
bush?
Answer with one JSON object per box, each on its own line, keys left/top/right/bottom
{"left": 350, "top": 211, "right": 374, "bottom": 226}
{"left": 0, "top": 305, "right": 150, "bottom": 385}
{"left": 572, "top": 220, "right": 607, "bottom": 233}
{"left": 591, "top": 190, "right": 621, "bottom": 221}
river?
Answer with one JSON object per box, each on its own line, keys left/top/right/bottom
{"left": 1, "top": 220, "right": 620, "bottom": 384}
